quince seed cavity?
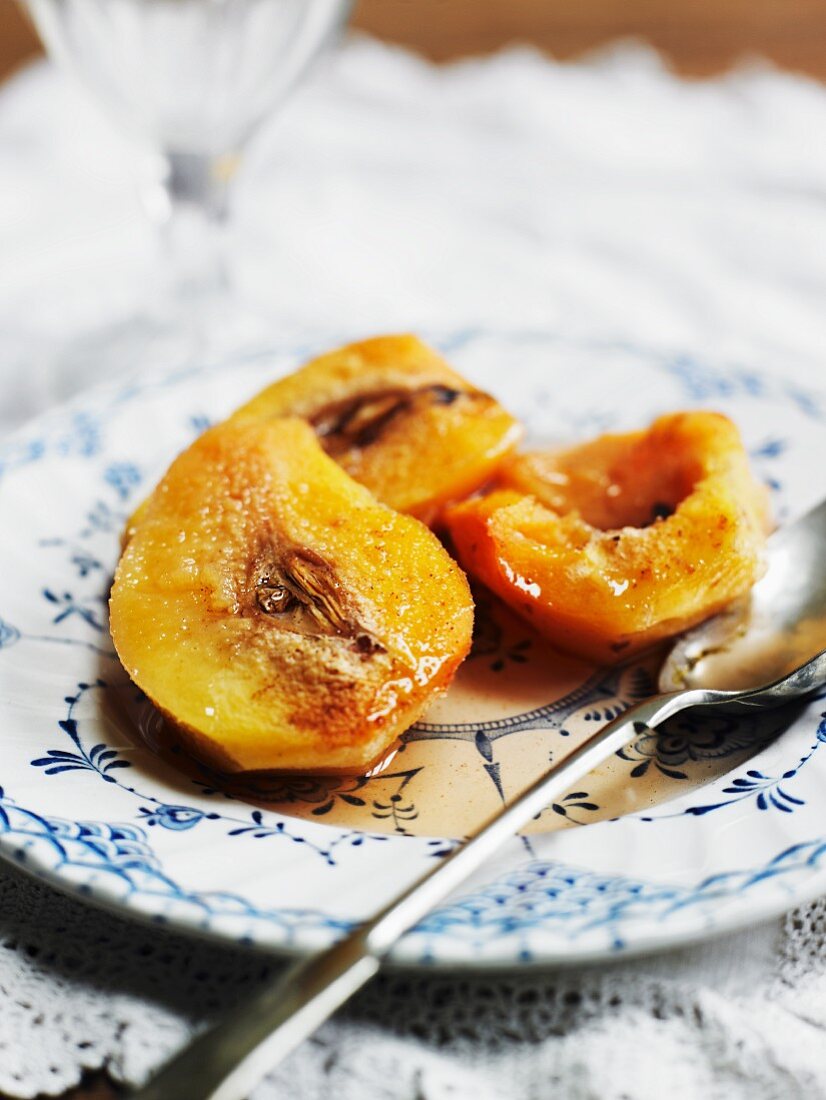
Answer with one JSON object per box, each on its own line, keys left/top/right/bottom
{"left": 312, "top": 384, "right": 469, "bottom": 453}
{"left": 255, "top": 581, "right": 298, "bottom": 616}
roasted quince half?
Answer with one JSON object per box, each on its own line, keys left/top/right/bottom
{"left": 445, "top": 411, "right": 770, "bottom": 664}
{"left": 110, "top": 418, "right": 474, "bottom": 772}
{"left": 228, "top": 335, "right": 522, "bottom": 522}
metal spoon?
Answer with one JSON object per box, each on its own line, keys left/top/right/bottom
{"left": 133, "top": 498, "right": 826, "bottom": 1100}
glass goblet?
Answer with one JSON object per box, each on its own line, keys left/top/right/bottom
{"left": 24, "top": 0, "right": 353, "bottom": 387}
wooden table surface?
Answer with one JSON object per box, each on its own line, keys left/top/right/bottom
{"left": 2, "top": 0, "right": 825, "bottom": 1096}
{"left": 3, "top": 0, "right": 826, "bottom": 82}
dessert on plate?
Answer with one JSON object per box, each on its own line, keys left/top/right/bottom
{"left": 110, "top": 418, "right": 474, "bottom": 772}
{"left": 445, "top": 411, "right": 770, "bottom": 663}
{"left": 124, "top": 334, "right": 521, "bottom": 540}
{"left": 110, "top": 337, "right": 770, "bottom": 773}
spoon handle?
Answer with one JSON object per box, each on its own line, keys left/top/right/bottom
{"left": 132, "top": 689, "right": 694, "bottom": 1100}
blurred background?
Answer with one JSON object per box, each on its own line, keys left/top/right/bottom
{"left": 4, "top": 0, "right": 826, "bottom": 78}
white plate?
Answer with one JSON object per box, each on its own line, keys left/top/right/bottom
{"left": 1, "top": 328, "right": 825, "bottom": 969}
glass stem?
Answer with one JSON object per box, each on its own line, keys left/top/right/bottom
{"left": 144, "top": 150, "right": 238, "bottom": 306}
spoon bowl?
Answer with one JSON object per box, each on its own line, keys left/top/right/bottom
{"left": 661, "top": 498, "right": 826, "bottom": 693}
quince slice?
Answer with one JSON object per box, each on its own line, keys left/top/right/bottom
{"left": 445, "top": 412, "right": 770, "bottom": 664}
{"left": 110, "top": 418, "right": 473, "bottom": 772}
{"left": 229, "top": 335, "right": 522, "bottom": 522}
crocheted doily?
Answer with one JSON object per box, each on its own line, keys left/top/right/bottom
{"left": 1, "top": 861, "right": 824, "bottom": 1099}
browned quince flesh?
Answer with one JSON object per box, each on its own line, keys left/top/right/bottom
{"left": 110, "top": 419, "right": 474, "bottom": 772}
{"left": 445, "top": 411, "right": 769, "bottom": 664}
{"left": 228, "top": 335, "right": 522, "bottom": 522}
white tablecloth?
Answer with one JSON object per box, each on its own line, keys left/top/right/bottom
{"left": 1, "top": 34, "right": 826, "bottom": 1100}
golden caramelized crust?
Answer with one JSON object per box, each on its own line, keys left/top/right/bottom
{"left": 110, "top": 418, "right": 473, "bottom": 772}
{"left": 445, "top": 412, "right": 770, "bottom": 664}
{"left": 228, "top": 335, "right": 522, "bottom": 522}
